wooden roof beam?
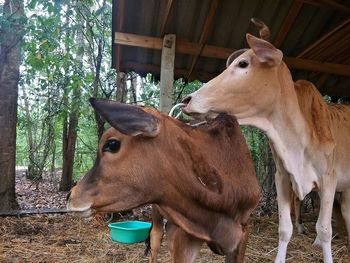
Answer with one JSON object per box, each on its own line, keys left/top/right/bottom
{"left": 315, "top": 73, "right": 330, "bottom": 90}
{"left": 299, "top": 0, "right": 350, "bottom": 13}
{"left": 283, "top": 57, "right": 350, "bottom": 76}
{"left": 160, "top": 0, "right": 176, "bottom": 35}
{"left": 115, "top": 32, "right": 163, "bottom": 50}
{"left": 121, "top": 61, "right": 218, "bottom": 82}
{"left": 274, "top": 0, "right": 304, "bottom": 48}
{"left": 297, "top": 17, "right": 350, "bottom": 58}
{"left": 295, "top": 17, "right": 350, "bottom": 91}
{"left": 187, "top": 0, "right": 219, "bottom": 79}
{"left": 114, "top": 32, "right": 350, "bottom": 76}
{"left": 115, "top": 32, "right": 233, "bottom": 59}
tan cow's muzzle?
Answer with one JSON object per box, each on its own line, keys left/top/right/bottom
{"left": 181, "top": 92, "right": 218, "bottom": 119}
{"left": 181, "top": 94, "right": 201, "bottom": 115}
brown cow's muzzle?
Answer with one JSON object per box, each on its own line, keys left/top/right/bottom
{"left": 66, "top": 190, "right": 71, "bottom": 201}
{"left": 66, "top": 186, "right": 93, "bottom": 218}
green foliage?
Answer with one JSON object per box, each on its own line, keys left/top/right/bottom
{"left": 72, "top": 101, "right": 99, "bottom": 181}
{"left": 241, "top": 126, "right": 275, "bottom": 192}
{"left": 15, "top": 0, "right": 272, "bottom": 186}
{"left": 137, "top": 74, "right": 159, "bottom": 108}
{"left": 16, "top": 0, "right": 114, "bottom": 181}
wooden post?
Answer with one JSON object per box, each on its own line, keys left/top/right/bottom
{"left": 116, "top": 71, "right": 126, "bottom": 103}
{"left": 159, "top": 34, "right": 176, "bottom": 113}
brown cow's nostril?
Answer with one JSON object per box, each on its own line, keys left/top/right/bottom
{"left": 66, "top": 190, "right": 71, "bottom": 201}
{"left": 182, "top": 95, "right": 192, "bottom": 105}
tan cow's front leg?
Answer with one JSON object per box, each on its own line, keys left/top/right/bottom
{"left": 166, "top": 223, "right": 203, "bottom": 263}
{"left": 275, "top": 169, "right": 293, "bottom": 263}
{"left": 313, "top": 173, "right": 336, "bottom": 263}
{"left": 340, "top": 190, "right": 350, "bottom": 249}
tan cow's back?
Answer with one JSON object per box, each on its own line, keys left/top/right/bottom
{"left": 294, "top": 80, "right": 334, "bottom": 144}
{"left": 294, "top": 79, "right": 350, "bottom": 190}
{"left": 328, "top": 101, "right": 350, "bottom": 189}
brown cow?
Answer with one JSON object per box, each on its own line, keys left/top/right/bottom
{"left": 182, "top": 18, "right": 350, "bottom": 263}
{"left": 67, "top": 99, "right": 260, "bottom": 263}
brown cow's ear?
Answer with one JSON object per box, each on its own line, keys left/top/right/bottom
{"left": 89, "top": 98, "right": 160, "bottom": 137}
{"left": 246, "top": 33, "right": 283, "bottom": 66}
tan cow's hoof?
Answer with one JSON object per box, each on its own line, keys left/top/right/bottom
{"left": 312, "top": 236, "right": 322, "bottom": 250}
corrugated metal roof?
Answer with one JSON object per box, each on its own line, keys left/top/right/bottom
{"left": 112, "top": 0, "right": 350, "bottom": 98}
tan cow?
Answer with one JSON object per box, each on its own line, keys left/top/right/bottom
{"left": 67, "top": 99, "right": 260, "bottom": 263}
{"left": 182, "top": 19, "right": 350, "bottom": 263}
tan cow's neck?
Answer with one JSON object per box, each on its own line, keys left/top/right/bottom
{"left": 239, "top": 63, "right": 328, "bottom": 199}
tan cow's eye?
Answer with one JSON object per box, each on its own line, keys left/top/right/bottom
{"left": 103, "top": 139, "right": 121, "bottom": 153}
{"left": 238, "top": 60, "right": 249, "bottom": 68}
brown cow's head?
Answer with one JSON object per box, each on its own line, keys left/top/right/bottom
{"left": 67, "top": 99, "right": 260, "bottom": 253}
{"left": 67, "top": 99, "right": 165, "bottom": 215}
{"left": 67, "top": 99, "right": 231, "bottom": 218}
{"left": 182, "top": 19, "right": 284, "bottom": 123}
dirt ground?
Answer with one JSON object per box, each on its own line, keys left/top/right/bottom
{"left": 1, "top": 212, "right": 349, "bottom": 263}
{"left": 3, "top": 170, "right": 348, "bottom": 262}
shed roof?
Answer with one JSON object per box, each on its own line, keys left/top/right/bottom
{"left": 112, "top": 0, "right": 350, "bottom": 98}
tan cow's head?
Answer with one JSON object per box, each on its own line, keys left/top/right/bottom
{"left": 182, "top": 20, "right": 284, "bottom": 121}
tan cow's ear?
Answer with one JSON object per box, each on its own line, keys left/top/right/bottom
{"left": 89, "top": 98, "right": 160, "bottom": 137}
{"left": 246, "top": 33, "right": 283, "bottom": 66}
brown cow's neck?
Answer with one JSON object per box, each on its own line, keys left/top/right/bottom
{"left": 158, "top": 202, "right": 250, "bottom": 255}
{"left": 154, "top": 116, "right": 259, "bottom": 254}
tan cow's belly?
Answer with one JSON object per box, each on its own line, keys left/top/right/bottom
{"left": 336, "top": 177, "right": 350, "bottom": 192}
{"left": 335, "top": 158, "right": 350, "bottom": 191}
{"left": 333, "top": 123, "right": 350, "bottom": 192}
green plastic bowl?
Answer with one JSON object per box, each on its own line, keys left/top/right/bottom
{"left": 108, "top": 221, "right": 152, "bottom": 244}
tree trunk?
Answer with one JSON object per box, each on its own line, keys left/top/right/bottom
{"left": 59, "top": 110, "right": 78, "bottom": 191}
{"left": 59, "top": 3, "right": 82, "bottom": 191}
{"left": 50, "top": 142, "right": 56, "bottom": 184}
{"left": 22, "top": 87, "right": 42, "bottom": 180}
{"left": 38, "top": 117, "right": 54, "bottom": 179}
{"left": 92, "top": 38, "right": 105, "bottom": 140}
{"left": 60, "top": 109, "right": 69, "bottom": 188}
{"left": 129, "top": 72, "right": 137, "bottom": 104}
{"left": 60, "top": 75, "right": 80, "bottom": 190}
{"left": 0, "top": 0, "right": 24, "bottom": 211}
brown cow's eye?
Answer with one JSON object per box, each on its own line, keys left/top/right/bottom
{"left": 103, "top": 139, "right": 121, "bottom": 153}
{"left": 238, "top": 60, "right": 249, "bottom": 68}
